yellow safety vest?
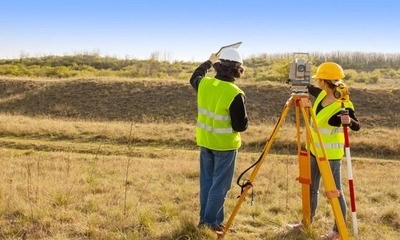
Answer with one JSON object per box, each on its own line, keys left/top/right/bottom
{"left": 310, "top": 90, "right": 354, "bottom": 159}
{"left": 196, "top": 77, "right": 244, "bottom": 151}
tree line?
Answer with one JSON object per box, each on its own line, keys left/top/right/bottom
{"left": 0, "top": 51, "right": 399, "bottom": 83}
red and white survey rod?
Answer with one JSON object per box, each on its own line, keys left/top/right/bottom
{"left": 341, "top": 103, "right": 358, "bottom": 237}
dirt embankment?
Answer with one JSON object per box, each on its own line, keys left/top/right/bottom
{"left": 0, "top": 78, "right": 399, "bottom": 128}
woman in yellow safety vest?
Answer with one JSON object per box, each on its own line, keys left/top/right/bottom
{"left": 189, "top": 48, "right": 248, "bottom": 234}
{"left": 308, "top": 62, "right": 361, "bottom": 239}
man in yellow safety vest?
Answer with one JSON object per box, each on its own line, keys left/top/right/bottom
{"left": 189, "top": 48, "right": 248, "bottom": 234}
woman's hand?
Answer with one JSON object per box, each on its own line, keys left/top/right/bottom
{"left": 340, "top": 114, "right": 351, "bottom": 125}
{"left": 208, "top": 53, "right": 218, "bottom": 64}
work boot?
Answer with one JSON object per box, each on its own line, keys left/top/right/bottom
{"left": 211, "top": 224, "right": 224, "bottom": 234}
{"left": 287, "top": 222, "right": 303, "bottom": 229}
{"left": 320, "top": 230, "right": 340, "bottom": 240}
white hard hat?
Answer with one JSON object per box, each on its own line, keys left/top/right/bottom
{"left": 219, "top": 48, "right": 243, "bottom": 64}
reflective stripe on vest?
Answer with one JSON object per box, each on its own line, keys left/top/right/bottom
{"left": 315, "top": 142, "right": 345, "bottom": 150}
{"left": 198, "top": 107, "right": 231, "bottom": 121}
{"left": 316, "top": 127, "right": 344, "bottom": 135}
{"left": 196, "top": 122, "right": 233, "bottom": 134}
{"left": 196, "top": 77, "right": 244, "bottom": 150}
{"left": 310, "top": 90, "right": 354, "bottom": 159}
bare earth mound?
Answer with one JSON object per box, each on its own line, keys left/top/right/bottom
{"left": 0, "top": 78, "right": 399, "bottom": 128}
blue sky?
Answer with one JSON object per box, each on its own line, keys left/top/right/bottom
{"left": 1, "top": 0, "right": 399, "bottom": 61}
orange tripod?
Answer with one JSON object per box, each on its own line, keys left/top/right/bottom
{"left": 218, "top": 94, "right": 349, "bottom": 240}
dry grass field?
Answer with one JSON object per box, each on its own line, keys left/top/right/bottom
{"left": 0, "top": 77, "right": 399, "bottom": 239}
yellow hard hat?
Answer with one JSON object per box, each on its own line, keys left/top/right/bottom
{"left": 313, "top": 62, "right": 345, "bottom": 80}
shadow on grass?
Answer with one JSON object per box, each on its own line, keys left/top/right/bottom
{"left": 159, "top": 219, "right": 316, "bottom": 240}
{"left": 158, "top": 219, "right": 215, "bottom": 240}
{"left": 260, "top": 228, "right": 316, "bottom": 240}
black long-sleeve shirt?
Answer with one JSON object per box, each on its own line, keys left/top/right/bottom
{"left": 190, "top": 60, "right": 248, "bottom": 132}
{"left": 308, "top": 85, "right": 360, "bottom": 131}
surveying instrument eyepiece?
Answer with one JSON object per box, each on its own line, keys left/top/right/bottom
{"left": 287, "top": 53, "right": 312, "bottom": 96}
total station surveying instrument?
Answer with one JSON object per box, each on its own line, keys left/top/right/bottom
{"left": 287, "top": 53, "right": 312, "bottom": 95}
{"left": 218, "top": 53, "right": 351, "bottom": 240}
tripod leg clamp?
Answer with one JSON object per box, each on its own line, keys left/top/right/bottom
{"left": 325, "top": 190, "right": 340, "bottom": 199}
{"left": 297, "top": 177, "right": 311, "bottom": 185}
{"left": 319, "top": 157, "right": 327, "bottom": 161}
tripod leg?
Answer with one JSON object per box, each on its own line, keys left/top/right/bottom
{"left": 218, "top": 97, "right": 294, "bottom": 239}
{"left": 298, "top": 151, "right": 311, "bottom": 226}
{"left": 295, "top": 100, "right": 311, "bottom": 226}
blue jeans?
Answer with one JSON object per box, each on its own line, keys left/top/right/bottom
{"left": 199, "top": 147, "right": 237, "bottom": 227}
{"left": 310, "top": 154, "right": 347, "bottom": 233}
